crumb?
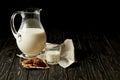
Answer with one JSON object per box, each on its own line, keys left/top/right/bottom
{"left": 21, "top": 57, "right": 49, "bottom": 69}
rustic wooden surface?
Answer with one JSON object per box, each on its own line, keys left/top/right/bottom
{"left": 0, "top": 31, "right": 120, "bottom": 80}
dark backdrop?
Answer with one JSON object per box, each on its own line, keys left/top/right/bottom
{"left": 0, "top": 0, "right": 118, "bottom": 37}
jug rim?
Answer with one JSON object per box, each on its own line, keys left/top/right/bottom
{"left": 22, "top": 8, "right": 42, "bottom": 14}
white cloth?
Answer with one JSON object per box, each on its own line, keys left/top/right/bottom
{"left": 58, "top": 39, "right": 75, "bottom": 68}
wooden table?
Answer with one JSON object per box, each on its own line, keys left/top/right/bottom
{"left": 0, "top": 31, "right": 120, "bottom": 80}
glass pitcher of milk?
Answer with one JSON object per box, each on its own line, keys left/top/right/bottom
{"left": 10, "top": 8, "right": 47, "bottom": 57}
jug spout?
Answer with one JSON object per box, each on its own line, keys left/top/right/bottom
{"left": 38, "top": 8, "right": 42, "bottom": 12}
{"left": 35, "top": 8, "right": 42, "bottom": 14}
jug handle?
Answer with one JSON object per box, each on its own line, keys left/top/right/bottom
{"left": 10, "top": 11, "right": 22, "bottom": 39}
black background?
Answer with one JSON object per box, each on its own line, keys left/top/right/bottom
{"left": 0, "top": 0, "right": 118, "bottom": 37}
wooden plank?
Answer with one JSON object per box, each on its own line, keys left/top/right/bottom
{"left": 72, "top": 32, "right": 117, "bottom": 80}
{"left": 75, "top": 32, "right": 99, "bottom": 80}
{"left": 0, "top": 38, "right": 29, "bottom": 80}
{"left": 88, "top": 32, "right": 117, "bottom": 80}
{"left": 103, "top": 32, "right": 120, "bottom": 80}
{"left": 28, "top": 69, "right": 49, "bottom": 80}
{"left": 48, "top": 65, "right": 68, "bottom": 80}
{"left": 7, "top": 55, "right": 29, "bottom": 80}
{"left": 0, "top": 38, "right": 17, "bottom": 80}
{"left": 1, "top": 32, "right": 119, "bottom": 80}
{"left": 81, "top": 32, "right": 108, "bottom": 80}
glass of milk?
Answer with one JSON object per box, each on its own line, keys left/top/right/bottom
{"left": 45, "top": 45, "right": 61, "bottom": 65}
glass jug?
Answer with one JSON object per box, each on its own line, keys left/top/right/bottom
{"left": 10, "top": 8, "right": 47, "bottom": 57}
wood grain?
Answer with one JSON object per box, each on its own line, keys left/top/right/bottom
{"left": 0, "top": 38, "right": 16, "bottom": 80}
{"left": 0, "top": 32, "right": 120, "bottom": 80}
